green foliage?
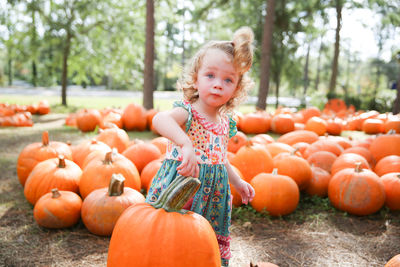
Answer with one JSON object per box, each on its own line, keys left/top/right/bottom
{"left": 232, "top": 205, "right": 271, "bottom": 223}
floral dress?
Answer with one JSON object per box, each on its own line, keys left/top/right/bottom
{"left": 146, "top": 100, "right": 237, "bottom": 266}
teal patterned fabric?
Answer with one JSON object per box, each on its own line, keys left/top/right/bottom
{"left": 228, "top": 116, "right": 237, "bottom": 138}
{"left": 173, "top": 101, "right": 192, "bottom": 132}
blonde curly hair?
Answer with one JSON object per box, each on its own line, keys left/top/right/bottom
{"left": 177, "top": 27, "right": 255, "bottom": 113}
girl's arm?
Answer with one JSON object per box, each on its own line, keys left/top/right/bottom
{"left": 152, "top": 107, "right": 199, "bottom": 177}
{"left": 225, "top": 161, "right": 255, "bottom": 204}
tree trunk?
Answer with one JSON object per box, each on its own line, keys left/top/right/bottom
{"left": 7, "top": 58, "right": 12, "bottom": 86}
{"left": 61, "top": 32, "right": 71, "bottom": 106}
{"left": 393, "top": 72, "right": 400, "bottom": 114}
{"left": 143, "top": 0, "right": 155, "bottom": 110}
{"left": 302, "top": 42, "right": 310, "bottom": 106}
{"left": 275, "top": 78, "right": 280, "bottom": 109}
{"left": 256, "top": 0, "right": 276, "bottom": 110}
{"left": 32, "top": 61, "right": 37, "bottom": 87}
{"left": 328, "top": 0, "right": 342, "bottom": 95}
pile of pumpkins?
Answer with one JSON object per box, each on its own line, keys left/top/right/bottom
{"left": 16, "top": 124, "right": 400, "bottom": 266}
{"left": 0, "top": 100, "right": 50, "bottom": 127}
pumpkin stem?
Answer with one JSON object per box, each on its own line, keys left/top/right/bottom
{"left": 91, "top": 138, "right": 98, "bottom": 144}
{"left": 58, "top": 155, "right": 66, "bottom": 168}
{"left": 151, "top": 176, "right": 201, "bottom": 213}
{"left": 291, "top": 147, "right": 300, "bottom": 155}
{"left": 272, "top": 168, "right": 278, "bottom": 175}
{"left": 51, "top": 188, "right": 61, "bottom": 198}
{"left": 152, "top": 175, "right": 186, "bottom": 209}
{"left": 355, "top": 162, "right": 363, "bottom": 173}
{"left": 42, "top": 131, "right": 49, "bottom": 146}
{"left": 104, "top": 148, "right": 118, "bottom": 165}
{"left": 108, "top": 174, "right": 125, "bottom": 196}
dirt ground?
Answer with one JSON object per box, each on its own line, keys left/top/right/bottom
{"left": 1, "top": 114, "right": 400, "bottom": 267}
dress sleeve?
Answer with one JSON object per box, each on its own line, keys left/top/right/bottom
{"left": 228, "top": 116, "right": 238, "bottom": 138}
{"left": 173, "top": 100, "right": 192, "bottom": 132}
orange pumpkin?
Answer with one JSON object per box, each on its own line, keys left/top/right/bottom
{"left": 239, "top": 112, "right": 271, "bottom": 134}
{"left": 250, "top": 169, "right": 299, "bottom": 216}
{"left": 328, "top": 163, "right": 385, "bottom": 216}
{"left": 250, "top": 133, "right": 275, "bottom": 146}
{"left": 306, "top": 151, "right": 337, "bottom": 173}
{"left": 369, "top": 132, "right": 400, "bottom": 162}
{"left": 383, "top": 117, "right": 400, "bottom": 133}
{"left": 301, "top": 107, "right": 321, "bottom": 123}
{"left": 362, "top": 118, "right": 384, "bottom": 134}
{"left": 33, "top": 189, "right": 82, "bottom": 228}
{"left": 150, "top": 136, "right": 169, "bottom": 154}
{"left": 107, "top": 176, "right": 221, "bottom": 267}
{"left": 303, "top": 139, "right": 343, "bottom": 159}
{"left": 79, "top": 150, "right": 141, "bottom": 199}
{"left": 228, "top": 131, "right": 247, "bottom": 153}
{"left": 72, "top": 139, "right": 110, "bottom": 168}
{"left": 81, "top": 174, "right": 145, "bottom": 236}
{"left": 380, "top": 172, "right": 400, "bottom": 211}
{"left": 17, "top": 131, "right": 72, "bottom": 186}
{"left": 305, "top": 116, "right": 327, "bottom": 136}
{"left": 229, "top": 165, "right": 245, "bottom": 207}
{"left": 140, "top": 157, "right": 163, "bottom": 191}
{"left": 122, "top": 142, "right": 162, "bottom": 173}
{"left": 37, "top": 99, "right": 51, "bottom": 115}
{"left": 330, "top": 153, "right": 370, "bottom": 176}
{"left": 385, "top": 254, "right": 400, "bottom": 267}
{"left": 122, "top": 103, "right": 147, "bottom": 131}
{"left": 96, "top": 126, "right": 130, "bottom": 153}
{"left": 374, "top": 155, "right": 400, "bottom": 176}
{"left": 76, "top": 109, "right": 102, "bottom": 132}
{"left": 342, "top": 146, "right": 375, "bottom": 168}
{"left": 305, "top": 166, "right": 331, "bottom": 197}
{"left": 231, "top": 142, "right": 273, "bottom": 183}
{"left": 277, "top": 130, "right": 319, "bottom": 146}
{"left": 273, "top": 153, "right": 312, "bottom": 190}
{"left": 265, "top": 142, "right": 300, "bottom": 158}
{"left": 270, "top": 114, "right": 295, "bottom": 134}
{"left": 24, "top": 155, "right": 82, "bottom": 205}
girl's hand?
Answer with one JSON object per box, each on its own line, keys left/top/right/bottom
{"left": 176, "top": 143, "right": 200, "bottom": 178}
{"left": 234, "top": 180, "right": 255, "bottom": 205}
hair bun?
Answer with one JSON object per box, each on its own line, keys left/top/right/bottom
{"left": 232, "top": 27, "right": 254, "bottom": 74}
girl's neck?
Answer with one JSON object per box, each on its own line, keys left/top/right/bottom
{"left": 192, "top": 101, "right": 221, "bottom": 124}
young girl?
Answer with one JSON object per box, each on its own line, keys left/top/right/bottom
{"left": 146, "top": 27, "right": 256, "bottom": 266}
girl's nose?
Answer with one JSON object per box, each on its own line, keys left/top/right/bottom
{"left": 213, "top": 79, "right": 222, "bottom": 89}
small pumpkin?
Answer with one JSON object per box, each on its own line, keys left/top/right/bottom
{"left": 380, "top": 172, "right": 400, "bottom": 211}
{"left": 24, "top": 155, "right": 82, "bottom": 205}
{"left": 81, "top": 174, "right": 145, "bottom": 236}
{"left": 374, "top": 155, "right": 400, "bottom": 176}
{"left": 277, "top": 130, "right": 319, "bottom": 146}
{"left": 305, "top": 166, "right": 331, "bottom": 197}
{"left": 140, "top": 157, "right": 163, "bottom": 191}
{"left": 330, "top": 153, "right": 370, "bottom": 176}
{"left": 385, "top": 254, "right": 400, "bottom": 267}
{"left": 76, "top": 109, "right": 102, "bottom": 132}
{"left": 95, "top": 125, "right": 130, "bottom": 153}
{"left": 369, "top": 132, "right": 400, "bottom": 162}
{"left": 17, "top": 131, "right": 72, "bottom": 186}
{"left": 72, "top": 138, "right": 110, "bottom": 168}
{"left": 306, "top": 151, "right": 337, "bottom": 173}
{"left": 122, "top": 142, "right": 162, "bottom": 173}
{"left": 33, "top": 188, "right": 82, "bottom": 228}
{"left": 107, "top": 176, "right": 221, "bottom": 267}
{"left": 250, "top": 169, "right": 300, "bottom": 216}
{"left": 228, "top": 131, "right": 248, "bottom": 153}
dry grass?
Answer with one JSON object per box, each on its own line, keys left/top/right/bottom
{"left": 1, "top": 114, "right": 400, "bottom": 267}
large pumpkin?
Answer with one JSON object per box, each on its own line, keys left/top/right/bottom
{"left": 24, "top": 155, "right": 82, "bottom": 205}
{"left": 81, "top": 174, "right": 145, "bottom": 236}
{"left": 328, "top": 163, "right": 385, "bottom": 216}
{"left": 96, "top": 126, "right": 130, "bottom": 153}
{"left": 72, "top": 138, "right": 110, "bottom": 168}
{"left": 122, "top": 103, "right": 147, "bottom": 131}
{"left": 33, "top": 189, "right": 82, "bottom": 229}
{"left": 107, "top": 176, "right": 221, "bottom": 267}
{"left": 17, "top": 131, "right": 72, "bottom": 186}
{"left": 330, "top": 153, "right": 370, "bottom": 176}
{"left": 76, "top": 109, "right": 102, "bottom": 132}
{"left": 306, "top": 151, "right": 337, "bottom": 173}
{"left": 250, "top": 169, "right": 300, "bottom": 216}
{"left": 277, "top": 130, "right": 319, "bottom": 146}
{"left": 305, "top": 166, "right": 331, "bottom": 197}
{"left": 79, "top": 150, "right": 141, "bottom": 199}
{"left": 374, "top": 155, "right": 400, "bottom": 176}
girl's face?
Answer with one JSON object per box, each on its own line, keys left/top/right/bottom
{"left": 195, "top": 49, "right": 239, "bottom": 110}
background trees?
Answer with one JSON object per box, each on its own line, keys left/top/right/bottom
{"left": 0, "top": 0, "right": 399, "bottom": 113}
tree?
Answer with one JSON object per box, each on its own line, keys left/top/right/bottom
{"left": 328, "top": 0, "right": 343, "bottom": 95}
{"left": 143, "top": 0, "right": 155, "bottom": 110}
{"left": 256, "top": 0, "right": 275, "bottom": 110}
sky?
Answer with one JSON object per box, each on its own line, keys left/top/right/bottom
{"left": 330, "top": 7, "right": 400, "bottom": 62}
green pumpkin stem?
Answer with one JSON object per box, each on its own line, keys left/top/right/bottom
{"left": 355, "top": 162, "right": 363, "bottom": 173}
{"left": 152, "top": 175, "right": 186, "bottom": 209}
{"left": 108, "top": 174, "right": 125, "bottom": 196}
{"left": 151, "top": 175, "right": 200, "bottom": 213}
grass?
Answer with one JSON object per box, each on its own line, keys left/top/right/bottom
{"left": 1, "top": 94, "right": 270, "bottom": 114}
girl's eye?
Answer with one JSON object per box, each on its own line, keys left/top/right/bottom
{"left": 225, "top": 78, "right": 233, "bottom": 83}
{"left": 206, "top": 74, "right": 214, "bottom": 78}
